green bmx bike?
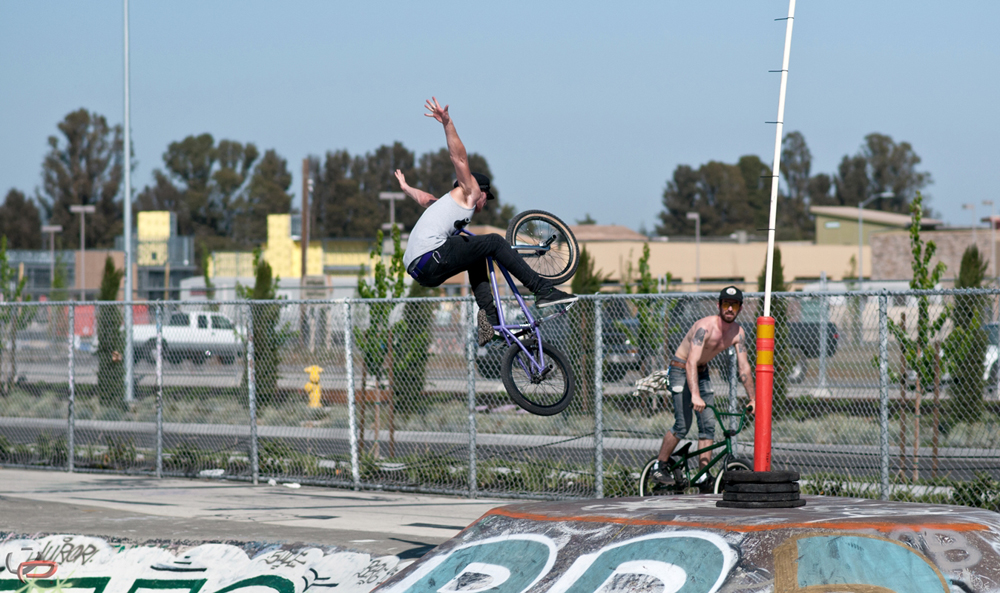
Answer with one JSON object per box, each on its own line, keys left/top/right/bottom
{"left": 638, "top": 404, "right": 753, "bottom": 496}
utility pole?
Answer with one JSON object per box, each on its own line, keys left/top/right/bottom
{"left": 123, "top": 0, "right": 135, "bottom": 403}
{"left": 301, "top": 159, "right": 310, "bottom": 282}
{"left": 42, "top": 225, "right": 63, "bottom": 292}
{"left": 69, "top": 205, "right": 95, "bottom": 300}
{"left": 379, "top": 192, "right": 405, "bottom": 232}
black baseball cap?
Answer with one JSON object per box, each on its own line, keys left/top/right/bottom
{"left": 719, "top": 286, "right": 744, "bottom": 303}
{"left": 454, "top": 172, "right": 495, "bottom": 200}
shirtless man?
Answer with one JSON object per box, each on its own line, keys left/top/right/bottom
{"left": 650, "top": 286, "right": 755, "bottom": 485}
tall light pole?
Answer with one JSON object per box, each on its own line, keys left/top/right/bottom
{"left": 69, "top": 205, "right": 96, "bottom": 300}
{"left": 858, "top": 191, "right": 894, "bottom": 286}
{"left": 686, "top": 211, "right": 700, "bottom": 291}
{"left": 963, "top": 203, "right": 977, "bottom": 246}
{"left": 42, "top": 225, "right": 63, "bottom": 293}
{"left": 983, "top": 200, "right": 996, "bottom": 282}
{"left": 123, "top": 0, "right": 135, "bottom": 404}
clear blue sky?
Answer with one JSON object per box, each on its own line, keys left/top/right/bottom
{"left": 1, "top": 1, "right": 997, "bottom": 232}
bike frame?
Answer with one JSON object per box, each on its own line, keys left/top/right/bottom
{"left": 664, "top": 405, "right": 748, "bottom": 488}
{"left": 460, "top": 228, "right": 567, "bottom": 377}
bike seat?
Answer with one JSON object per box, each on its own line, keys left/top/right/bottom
{"left": 672, "top": 442, "right": 692, "bottom": 459}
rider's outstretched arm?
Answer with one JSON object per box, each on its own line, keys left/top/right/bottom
{"left": 425, "top": 97, "right": 482, "bottom": 209}
{"left": 394, "top": 169, "right": 437, "bottom": 208}
{"left": 735, "top": 330, "right": 756, "bottom": 412}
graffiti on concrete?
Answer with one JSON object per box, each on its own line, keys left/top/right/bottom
{"left": 774, "top": 533, "right": 949, "bottom": 592}
{"left": 0, "top": 535, "right": 408, "bottom": 593}
{"left": 376, "top": 496, "right": 1000, "bottom": 593}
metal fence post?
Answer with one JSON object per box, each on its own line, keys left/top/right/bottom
{"left": 125, "top": 300, "right": 134, "bottom": 404}
{"left": 728, "top": 346, "right": 739, "bottom": 454}
{"left": 466, "top": 299, "right": 478, "bottom": 498}
{"left": 818, "top": 272, "right": 829, "bottom": 392}
{"left": 345, "top": 300, "right": 360, "bottom": 489}
{"left": 155, "top": 303, "right": 163, "bottom": 478}
{"left": 878, "top": 290, "right": 890, "bottom": 500}
{"left": 594, "top": 298, "right": 604, "bottom": 499}
{"left": 246, "top": 302, "right": 259, "bottom": 485}
{"left": 67, "top": 303, "right": 75, "bottom": 473}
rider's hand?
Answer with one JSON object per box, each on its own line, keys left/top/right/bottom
{"left": 691, "top": 395, "right": 706, "bottom": 412}
{"left": 424, "top": 97, "right": 450, "bottom": 126}
{"left": 394, "top": 169, "right": 409, "bottom": 190}
{"left": 746, "top": 401, "right": 756, "bottom": 415}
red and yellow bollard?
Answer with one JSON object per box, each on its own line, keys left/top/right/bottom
{"left": 754, "top": 316, "right": 775, "bottom": 472}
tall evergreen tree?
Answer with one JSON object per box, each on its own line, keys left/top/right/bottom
{"left": 39, "top": 109, "right": 124, "bottom": 248}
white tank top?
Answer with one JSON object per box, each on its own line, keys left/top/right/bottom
{"left": 403, "top": 193, "right": 475, "bottom": 269}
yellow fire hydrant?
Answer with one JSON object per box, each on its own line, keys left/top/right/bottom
{"left": 304, "top": 365, "right": 323, "bottom": 408}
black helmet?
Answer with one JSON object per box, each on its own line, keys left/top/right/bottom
{"left": 719, "top": 286, "right": 744, "bottom": 303}
{"left": 453, "top": 172, "right": 495, "bottom": 200}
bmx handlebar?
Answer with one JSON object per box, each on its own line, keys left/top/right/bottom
{"left": 704, "top": 403, "right": 751, "bottom": 436}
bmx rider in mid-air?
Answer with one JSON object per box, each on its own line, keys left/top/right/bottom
{"left": 395, "top": 97, "right": 577, "bottom": 346}
{"left": 649, "top": 286, "right": 756, "bottom": 486}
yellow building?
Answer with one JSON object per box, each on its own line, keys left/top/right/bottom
{"left": 209, "top": 214, "right": 374, "bottom": 280}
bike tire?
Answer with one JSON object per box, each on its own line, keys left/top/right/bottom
{"left": 505, "top": 210, "right": 579, "bottom": 285}
{"left": 639, "top": 457, "right": 660, "bottom": 497}
{"left": 713, "top": 458, "right": 753, "bottom": 494}
{"left": 501, "top": 339, "right": 574, "bottom": 416}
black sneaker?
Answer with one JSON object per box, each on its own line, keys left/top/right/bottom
{"left": 477, "top": 309, "right": 497, "bottom": 347}
{"left": 649, "top": 460, "right": 674, "bottom": 486}
{"left": 535, "top": 288, "right": 579, "bottom": 309}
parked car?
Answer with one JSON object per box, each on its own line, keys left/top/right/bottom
{"left": 132, "top": 311, "right": 244, "bottom": 364}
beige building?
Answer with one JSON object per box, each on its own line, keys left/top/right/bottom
{"left": 810, "top": 205, "right": 941, "bottom": 246}
{"left": 871, "top": 228, "right": 999, "bottom": 283}
{"left": 576, "top": 225, "right": 867, "bottom": 292}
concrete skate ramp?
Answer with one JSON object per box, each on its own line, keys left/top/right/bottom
{"left": 375, "top": 495, "right": 1000, "bottom": 593}
{"left": 0, "top": 534, "right": 411, "bottom": 593}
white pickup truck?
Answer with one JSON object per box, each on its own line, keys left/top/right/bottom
{"left": 133, "top": 311, "right": 244, "bottom": 364}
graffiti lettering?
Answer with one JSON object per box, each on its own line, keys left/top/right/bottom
{"left": 38, "top": 537, "right": 100, "bottom": 566}
{"left": 548, "top": 532, "right": 736, "bottom": 593}
{"left": 379, "top": 535, "right": 556, "bottom": 593}
{"left": 774, "top": 533, "right": 949, "bottom": 593}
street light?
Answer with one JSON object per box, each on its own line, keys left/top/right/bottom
{"left": 41, "top": 225, "right": 63, "bottom": 293}
{"left": 686, "top": 211, "right": 700, "bottom": 291}
{"left": 858, "top": 191, "right": 894, "bottom": 286}
{"left": 69, "top": 205, "right": 96, "bottom": 300}
{"left": 963, "top": 203, "right": 977, "bottom": 245}
{"left": 983, "top": 200, "right": 996, "bottom": 282}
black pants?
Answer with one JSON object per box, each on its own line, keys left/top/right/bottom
{"left": 411, "top": 234, "right": 552, "bottom": 321}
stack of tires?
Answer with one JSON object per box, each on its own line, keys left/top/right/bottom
{"left": 717, "top": 470, "right": 805, "bottom": 508}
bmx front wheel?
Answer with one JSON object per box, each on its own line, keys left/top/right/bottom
{"left": 501, "top": 340, "right": 574, "bottom": 416}
{"left": 505, "top": 210, "right": 579, "bottom": 285}
{"left": 712, "top": 458, "right": 753, "bottom": 494}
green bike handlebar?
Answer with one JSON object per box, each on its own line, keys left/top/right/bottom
{"left": 704, "top": 403, "right": 752, "bottom": 437}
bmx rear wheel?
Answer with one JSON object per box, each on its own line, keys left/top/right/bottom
{"left": 506, "top": 210, "right": 579, "bottom": 285}
{"left": 712, "top": 458, "right": 753, "bottom": 494}
{"left": 501, "top": 340, "right": 574, "bottom": 416}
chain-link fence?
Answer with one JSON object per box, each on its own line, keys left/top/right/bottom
{"left": 2, "top": 289, "right": 1000, "bottom": 505}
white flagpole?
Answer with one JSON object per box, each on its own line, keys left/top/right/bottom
{"left": 762, "top": 0, "right": 796, "bottom": 317}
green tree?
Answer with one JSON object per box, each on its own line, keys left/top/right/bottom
{"left": 576, "top": 213, "right": 597, "bottom": 225}
{"left": 944, "top": 244, "right": 989, "bottom": 422}
{"left": 757, "top": 246, "right": 792, "bottom": 413}
{"left": 834, "top": 133, "right": 932, "bottom": 213}
{"left": 96, "top": 256, "right": 125, "bottom": 408}
{"left": 570, "top": 246, "right": 610, "bottom": 408}
{"left": 0, "top": 190, "right": 42, "bottom": 249}
{"left": 231, "top": 149, "right": 293, "bottom": 245}
{"left": 887, "top": 193, "right": 949, "bottom": 415}
{"left": 623, "top": 244, "right": 667, "bottom": 375}
{"left": 355, "top": 225, "right": 406, "bottom": 455}
{"left": 656, "top": 160, "right": 754, "bottom": 237}
{"left": 39, "top": 109, "right": 124, "bottom": 249}
{"left": 0, "top": 236, "right": 35, "bottom": 395}
{"left": 237, "top": 248, "right": 289, "bottom": 407}
{"left": 392, "top": 281, "right": 434, "bottom": 417}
